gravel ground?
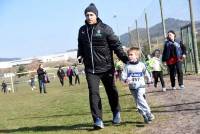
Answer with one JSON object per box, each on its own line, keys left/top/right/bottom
{"left": 135, "top": 75, "right": 200, "bottom": 134}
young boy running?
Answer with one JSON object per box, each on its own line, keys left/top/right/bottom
{"left": 121, "top": 47, "right": 155, "bottom": 124}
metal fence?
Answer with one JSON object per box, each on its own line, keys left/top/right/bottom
{"left": 0, "top": 69, "right": 56, "bottom": 93}
{"left": 125, "top": 0, "right": 200, "bottom": 73}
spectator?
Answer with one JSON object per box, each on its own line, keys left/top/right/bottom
{"left": 151, "top": 49, "right": 166, "bottom": 91}
{"left": 73, "top": 65, "right": 80, "bottom": 85}
{"left": 114, "top": 58, "right": 123, "bottom": 81}
{"left": 1, "top": 80, "right": 7, "bottom": 94}
{"left": 145, "top": 54, "right": 154, "bottom": 79}
{"left": 37, "top": 64, "right": 47, "bottom": 93}
{"left": 30, "top": 74, "right": 36, "bottom": 90}
{"left": 162, "top": 30, "right": 186, "bottom": 90}
{"left": 57, "top": 66, "right": 65, "bottom": 86}
{"left": 66, "top": 66, "right": 74, "bottom": 86}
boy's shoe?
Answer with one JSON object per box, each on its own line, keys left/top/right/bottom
{"left": 93, "top": 118, "right": 104, "bottom": 129}
{"left": 143, "top": 115, "right": 150, "bottom": 124}
{"left": 147, "top": 113, "right": 155, "bottom": 121}
{"left": 162, "top": 88, "right": 166, "bottom": 92}
{"left": 172, "top": 87, "right": 176, "bottom": 90}
{"left": 112, "top": 112, "right": 121, "bottom": 124}
{"left": 179, "top": 85, "right": 185, "bottom": 90}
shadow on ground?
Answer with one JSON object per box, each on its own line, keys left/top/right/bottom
{"left": 0, "top": 121, "right": 145, "bottom": 133}
{"left": 8, "top": 112, "right": 91, "bottom": 120}
{"left": 151, "top": 101, "right": 200, "bottom": 113}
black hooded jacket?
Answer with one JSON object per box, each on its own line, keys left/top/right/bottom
{"left": 37, "top": 68, "right": 46, "bottom": 81}
{"left": 77, "top": 18, "right": 128, "bottom": 73}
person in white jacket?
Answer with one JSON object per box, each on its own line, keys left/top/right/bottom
{"left": 121, "top": 47, "right": 155, "bottom": 124}
{"left": 151, "top": 49, "right": 166, "bottom": 91}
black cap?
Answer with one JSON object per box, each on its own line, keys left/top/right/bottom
{"left": 84, "top": 3, "right": 98, "bottom": 17}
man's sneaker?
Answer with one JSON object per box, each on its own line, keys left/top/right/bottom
{"left": 162, "top": 88, "right": 166, "bottom": 92}
{"left": 93, "top": 118, "right": 104, "bottom": 129}
{"left": 147, "top": 113, "right": 155, "bottom": 121}
{"left": 172, "top": 87, "right": 176, "bottom": 90}
{"left": 179, "top": 85, "right": 185, "bottom": 90}
{"left": 112, "top": 112, "right": 121, "bottom": 124}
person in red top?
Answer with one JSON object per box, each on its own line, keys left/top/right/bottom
{"left": 162, "top": 30, "right": 186, "bottom": 90}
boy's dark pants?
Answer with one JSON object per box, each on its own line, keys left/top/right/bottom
{"left": 59, "top": 78, "right": 64, "bottom": 86}
{"left": 167, "top": 61, "right": 183, "bottom": 87}
{"left": 152, "top": 71, "right": 165, "bottom": 88}
{"left": 86, "top": 69, "right": 120, "bottom": 122}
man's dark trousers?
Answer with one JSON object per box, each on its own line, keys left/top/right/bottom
{"left": 86, "top": 69, "right": 120, "bottom": 122}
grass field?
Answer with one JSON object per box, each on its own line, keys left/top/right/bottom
{"left": 0, "top": 75, "right": 155, "bottom": 134}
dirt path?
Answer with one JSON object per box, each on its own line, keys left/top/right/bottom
{"left": 136, "top": 75, "right": 200, "bottom": 134}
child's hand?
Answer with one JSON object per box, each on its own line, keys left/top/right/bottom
{"left": 126, "top": 77, "right": 133, "bottom": 84}
{"left": 125, "top": 79, "right": 130, "bottom": 84}
{"left": 182, "top": 54, "right": 186, "bottom": 59}
{"left": 163, "top": 62, "right": 167, "bottom": 66}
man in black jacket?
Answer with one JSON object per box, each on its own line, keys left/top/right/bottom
{"left": 77, "top": 3, "right": 128, "bottom": 129}
{"left": 37, "top": 64, "right": 47, "bottom": 93}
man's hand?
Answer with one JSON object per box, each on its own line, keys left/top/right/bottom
{"left": 77, "top": 56, "right": 82, "bottom": 64}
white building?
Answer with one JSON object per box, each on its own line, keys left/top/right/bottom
{"left": 38, "top": 51, "right": 76, "bottom": 62}
{"left": 0, "top": 62, "right": 12, "bottom": 68}
{"left": 0, "top": 50, "right": 77, "bottom": 69}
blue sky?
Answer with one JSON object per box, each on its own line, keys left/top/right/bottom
{"left": 0, "top": 0, "right": 199, "bottom": 58}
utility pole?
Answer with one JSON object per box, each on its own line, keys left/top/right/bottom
{"left": 128, "top": 26, "right": 131, "bottom": 47}
{"left": 135, "top": 20, "right": 141, "bottom": 49}
{"left": 188, "top": 0, "right": 200, "bottom": 73}
{"left": 113, "top": 15, "right": 120, "bottom": 40}
{"left": 159, "top": 0, "right": 166, "bottom": 40}
{"left": 145, "top": 11, "right": 151, "bottom": 53}
{"left": 10, "top": 75, "right": 14, "bottom": 93}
